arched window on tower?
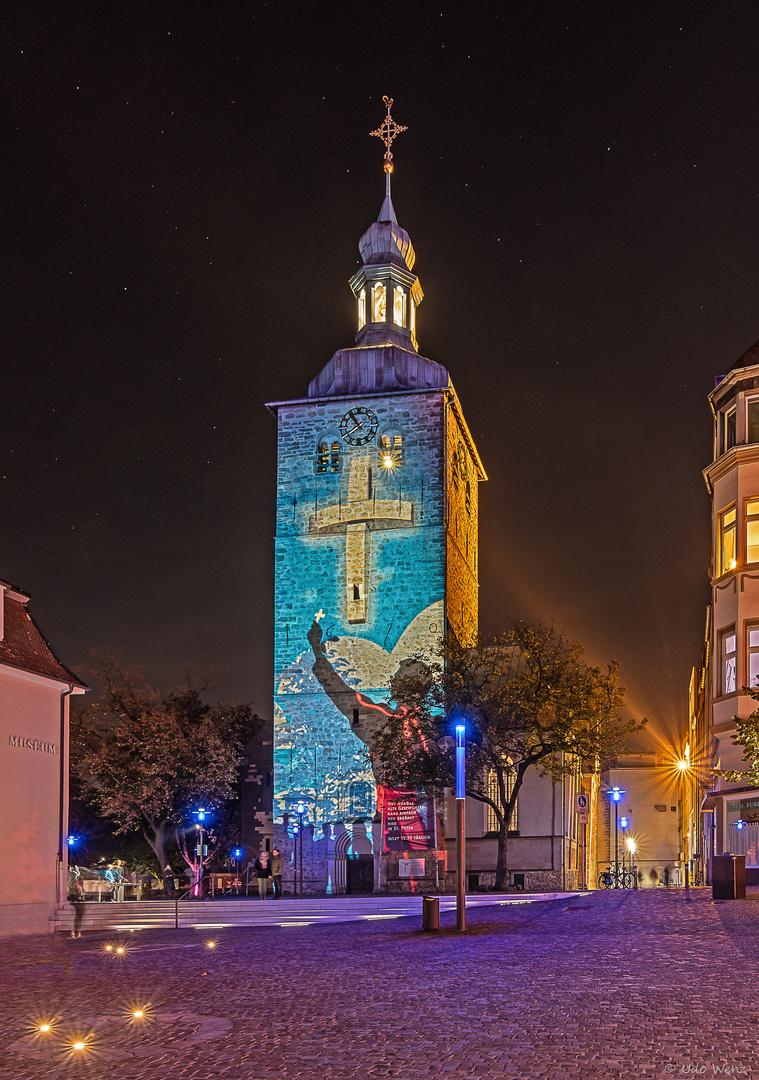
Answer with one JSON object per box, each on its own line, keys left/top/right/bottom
{"left": 379, "top": 428, "right": 403, "bottom": 469}
{"left": 410, "top": 298, "right": 416, "bottom": 333}
{"left": 316, "top": 436, "right": 340, "bottom": 474}
{"left": 350, "top": 781, "right": 373, "bottom": 819}
{"left": 393, "top": 286, "right": 406, "bottom": 327}
{"left": 372, "top": 282, "right": 386, "bottom": 322}
{"left": 358, "top": 288, "right": 366, "bottom": 330}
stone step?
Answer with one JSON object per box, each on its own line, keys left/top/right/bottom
{"left": 50, "top": 892, "right": 578, "bottom": 933}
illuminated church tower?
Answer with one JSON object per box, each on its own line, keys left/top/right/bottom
{"left": 267, "top": 101, "right": 486, "bottom": 892}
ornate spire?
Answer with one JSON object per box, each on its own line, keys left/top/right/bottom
{"left": 370, "top": 96, "right": 407, "bottom": 224}
{"left": 306, "top": 99, "right": 447, "bottom": 398}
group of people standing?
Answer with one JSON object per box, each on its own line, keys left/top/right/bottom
{"left": 253, "top": 848, "right": 283, "bottom": 898}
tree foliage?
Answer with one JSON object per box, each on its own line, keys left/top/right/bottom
{"left": 719, "top": 685, "right": 759, "bottom": 787}
{"left": 71, "top": 650, "right": 263, "bottom": 891}
{"left": 373, "top": 619, "right": 646, "bottom": 890}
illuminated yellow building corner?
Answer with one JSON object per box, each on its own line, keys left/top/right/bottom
{"left": 445, "top": 388, "right": 487, "bottom": 646}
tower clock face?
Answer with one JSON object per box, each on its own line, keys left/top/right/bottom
{"left": 339, "top": 406, "right": 379, "bottom": 446}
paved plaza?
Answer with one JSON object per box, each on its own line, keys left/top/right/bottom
{"left": 1, "top": 888, "right": 758, "bottom": 1079}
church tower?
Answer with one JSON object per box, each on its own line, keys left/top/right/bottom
{"left": 267, "top": 101, "right": 486, "bottom": 892}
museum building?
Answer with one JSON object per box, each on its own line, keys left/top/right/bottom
{"left": 0, "top": 579, "right": 86, "bottom": 934}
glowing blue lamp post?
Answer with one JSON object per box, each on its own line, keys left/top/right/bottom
{"left": 608, "top": 788, "right": 625, "bottom": 887}
{"left": 296, "top": 801, "right": 306, "bottom": 898}
{"left": 194, "top": 808, "right": 207, "bottom": 896}
{"left": 233, "top": 848, "right": 242, "bottom": 894}
{"left": 67, "top": 835, "right": 77, "bottom": 873}
{"left": 619, "top": 817, "right": 629, "bottom": 882}
{"left": 456, "top": 724, "right": 466, "bottom": 932}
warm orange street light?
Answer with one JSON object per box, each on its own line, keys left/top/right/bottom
{"left": 677, "top": 747, "right": 692, "bottom": 891}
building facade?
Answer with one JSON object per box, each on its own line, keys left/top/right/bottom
{"left": 268, "top": 132, "right": 486, "bottom": 893}
{"left": 0, "top": 580, "right": 86, "bottom": 934}
{"left": 599, "top": 757, "right": 682, "bottom": 888}
{"left": 700, "top": 342, "right": 759, "bottom": 883}
{"left": 446, "top": 765, "right": 589, "bottom": 893}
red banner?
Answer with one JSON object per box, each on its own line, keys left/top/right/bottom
{"left": 380, "top": 787, "right": 435, "bottom": 851}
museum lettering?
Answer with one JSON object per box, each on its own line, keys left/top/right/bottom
{"left": 8, "top": 735, "right": 57, "bottom": 754}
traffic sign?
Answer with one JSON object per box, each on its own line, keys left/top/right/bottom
{"left": 576, "top": 793, "right": 589, "bottom": 812}
{"left": 578, "top": 812, "right": 588, "bottom": 825}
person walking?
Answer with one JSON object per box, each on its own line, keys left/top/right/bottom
{"left": 254, "top": 850, "right": 271, "bottom": 899}
{"left": 271, "top": 848, "right": 283, "bottom": 899}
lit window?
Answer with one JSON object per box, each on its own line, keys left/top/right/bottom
{"left": 748, "top": 399, "right": 759, "bottom": 444}
{"left": 358, "top": 288, "right": 366, "bottom": 330}
{"left": 719, "top": 506, "right": 737, "bottom": 575}
{"left": 379, "top": 429, "right": 403, "bottom": 468}
{"left": 487, "top": 765, "right": 517, "bottom": 833}
{"left": 747, "top": 500, "right": 759, "bottom": 563}
{"left": 410, "top": 298, "right": 416, "bottom": 333}
{"left": 747, "top": 625, "right": 759, "bottom": 690}
{"left": 722, "top": 409, "right": 736, "bottom": 454}
{"left": 721, "top": 628, "right": 737, "bottom": 695}
{"left": 316, "top": 438, "right": 340, "bottom": 474}
{"left": 372, "top": 282, "right": 386, "bottom": 322}
{"left": 393, "top": 286, "right": 406, "bottom": 327}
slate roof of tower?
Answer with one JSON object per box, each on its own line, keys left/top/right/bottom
{"left": 308, "top": 342, "right": 449, "bottom": 398}
{"left": 0, "top": 582, "right": 87, "bottom": 688}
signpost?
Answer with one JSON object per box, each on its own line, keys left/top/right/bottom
{"left": 576, "top": 793, "right": 589, "bottom": 891}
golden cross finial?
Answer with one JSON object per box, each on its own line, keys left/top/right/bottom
{"left": 370, "top": 96, "right": 407, "bottom": 174}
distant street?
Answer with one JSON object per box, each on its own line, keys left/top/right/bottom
{"left": 2, "top": 889, "right": 758, "bottom": 1079}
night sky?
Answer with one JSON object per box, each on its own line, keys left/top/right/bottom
{"left": 4, "top": 3, "right": 759, "bottom": 749}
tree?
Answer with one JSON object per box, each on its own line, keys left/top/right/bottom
{"left": 71, "top": 651, "right": 263, "bottom": 893}
{"left": 719, "top": 685, "right": 759, "bottom": 786}
{"left": 372, "top": 619, "right": 646, "bottom": 890}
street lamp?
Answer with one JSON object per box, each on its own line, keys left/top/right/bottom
{"left": 626, "top": 836, "right": 638, "bottom": 889}
{"left": 455, "top": 724, "right": 466, "bottom": 932}
{"left": 619, "top": 816, "right": 629, "bottom": 883}
{"left": 295, "top": 801, "right": 306, "bottom": 898}
{"left": 677, "top": 751, "right": 691, "bottom": 891}
{"left": 194, "top": 808, "right": 207, "bottom": 896}
{"left": 607, "top": 787, "right": 625, "bottom": 888}
{"left": 233, "top": 847, "right": 242, "bottom": 894}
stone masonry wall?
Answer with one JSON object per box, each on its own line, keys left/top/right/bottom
{"left": 273, "top": 390, "right": 447, "bottom": 838}
{"left": 445, "top": 396, "right": 480, "bottom": 645}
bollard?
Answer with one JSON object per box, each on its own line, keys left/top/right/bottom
{"left": 633, "top": 864, "right": 638, "bottom": 891}
{"left": 422, "top": 896, "right": 440, "bottom": 931}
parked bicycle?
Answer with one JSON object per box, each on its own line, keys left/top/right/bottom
{"left": 598, "top": 865, "right": 634, "bottom": 889}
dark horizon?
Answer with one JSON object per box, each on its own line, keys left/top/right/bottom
{"left": 5, "top": 3, "right": 758, "bottom": 754}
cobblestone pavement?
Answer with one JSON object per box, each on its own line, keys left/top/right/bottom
{"left": 2, "top": 888, "right": 759, "bottom": 1080}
